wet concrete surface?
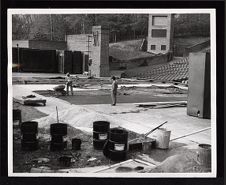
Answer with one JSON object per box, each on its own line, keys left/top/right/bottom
{"left": 58, "top": 94, "right": 187, "bottom": 105}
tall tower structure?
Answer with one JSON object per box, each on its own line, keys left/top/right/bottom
{"left": 90, "top": 26, "right": 110, "bottom": 77}
{"left": 147, "top": 14, "right": 174, "bottom": 54}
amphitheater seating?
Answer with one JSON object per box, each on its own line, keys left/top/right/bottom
{"left": 124, "top": 57, "right": 189, "bottom": 83}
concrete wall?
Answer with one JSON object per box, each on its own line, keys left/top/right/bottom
{"left": 89, "top": 26, "right": 110, "bottom": 77}
{"left": 184, "top": 40, "right": 210, "bottom": 57}
{"left": 12, "top": 40, "right": 29, "bottom": 48}
{"left": 12, "top": 40, "right": 67, "bottom": 50}
{"left": 29, "top": 40, "right": 67, "bottom": 50}
{"left": 147, "top": 14, "right": 174, "bottom": 54}
{"left": 66, "top": 34, "right": 92, "bottom": 54}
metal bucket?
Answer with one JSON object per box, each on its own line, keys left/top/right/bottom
{"left": 58, "top": 155, "right": 72, "bottom": 167}
{"left": 13, "top": 109, "right": 22, "bottom": 124}
{"left": 21, "top": 121, "right": 38, "bottom": 134}
{"left": 142, "top": 138, "right": 156, "bottom": 153}
{"left": 108, "top": 128, "right": 128, "bottom": 161}
{"left": 93, "top": 121, "right": 110, "bottom": 150}
{"left": 197, "top": 144, "right": 211, "bottom": 168}
{"left": 50, "top": 123, "right": 67, "bottom": 136}
{"left": 154, "top": 128, "right": 171, "bottom": 149}
{"left": 20, "top": 121, "right": 39, "bottom": 151}
{"left": 72, "top": 138, "right": 81, "bottom": 150}
{"left": 21, "top": 140, "right": 39, "bottom": 151}
{"left": 50, "top": 141, "right": 67, "bottom": 151}
{"left": 50, "top": 123, "right": 67, "bottom": 151}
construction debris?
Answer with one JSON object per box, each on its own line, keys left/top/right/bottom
{"left": 93, "top": 159, "right": 156, "bottom": 173}
{"left": 15, "top": 96, "right": 47, "bottom": 106}
{"left": 134, "top": 101, "right": 187, "bottom": 108}
{"left": 139, "top": 153, "right": 210, "bottom": 173}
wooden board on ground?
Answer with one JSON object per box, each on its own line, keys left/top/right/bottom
{"left": 14, "top": 97, "right": 46, "bottom": 106}
{"left": 134, "top": 101, "right": 187, "bottom": 107}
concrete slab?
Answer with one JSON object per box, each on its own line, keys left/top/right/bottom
{"left": 12, "top": 84, "right": 211, "bottom": 145}
{"left": 81, "top": 104, "right": 211, "bottom": 145}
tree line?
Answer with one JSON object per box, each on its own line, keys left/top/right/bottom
{"left": 12, "top": 14, "right": 210, "bottom": 42}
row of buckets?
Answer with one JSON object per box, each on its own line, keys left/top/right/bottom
{"left": 18, "top": 122, "right": 128, "bottom": 161}
{"left": 14, "top": 109, "right": 211, "bottom": 166}
{"left": 14, "top": 108, "right": 128, "bottom": 161}
{"left": 19, "top": 121, "right": 81, "bottom": 152}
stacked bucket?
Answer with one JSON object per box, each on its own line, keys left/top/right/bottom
{"left": 20, "top": 121, "right": 39, "bottom": 151}
{"left": 93, "top": 121, "right": 110, "bottom": 150}
{"left": 50, "top": 123, "right": 67, "bottom": 151}
{"left": 93, "top": 121, "right": 128, "bottom": 161}
{"left": 13, "top": 109, "right": 22, "bottom": 126}
{"left": 108, "top": 128, "right": 128, "bottom": 161}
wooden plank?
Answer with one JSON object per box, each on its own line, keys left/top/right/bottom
{"left": 134, "top": 101, "right": 187, "bottom": 106}
{"left": 170, "top": 127, "right": 211, "bottom": 141}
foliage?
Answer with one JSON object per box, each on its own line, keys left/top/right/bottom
{"left": 12, "top": 14, "right": 210, "bottom": 41}
{"left": 174, "top": 14, "right": 210, "bottom": 37}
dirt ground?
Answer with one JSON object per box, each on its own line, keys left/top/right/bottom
{"left": 13, "top": 102, "right": 144, "bottom": 173}
{"left": 13, "top": 101, "right": 210, "bottom": 173}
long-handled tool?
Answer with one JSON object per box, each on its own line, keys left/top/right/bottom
{"left": 170, "top": 127, "right": 211, "bottom": 141}
{"left": 129, "top": 121, "right": 168, "bottom": 143}
{"left": 128, "top": 121, "right": 168, "bottom": 151}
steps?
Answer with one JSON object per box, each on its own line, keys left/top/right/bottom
{"left": 124, "top": 57, "right": 189, "bottom": 84}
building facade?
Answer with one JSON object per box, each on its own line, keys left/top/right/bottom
{"left": 147, "top": 14, "right": 174, "bottom": 54}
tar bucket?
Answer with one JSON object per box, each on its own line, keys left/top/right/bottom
{"left": 108, "top": 128, "right": 128, "bottom": 161}
{"left": 154, "top": 128, "right": 171, "bottom": 149}
{"left": 142, "top": 138, "right": 156, "bottom": 154}
{"left": 72, "top": 138, "right": 81, "bottom": 150}
{"left": 13, "top": 109, "right": 22, "bottom": 125}
{"left": 197, "top": 144, "right": 211, "bottom": 168}
{"left": 93, "top": 121, "right": 110, "bottom": 150}
{"left": 21, "top": 121, "right": 38, "bottom": 134}
{"left": 21, "top": 140, "right": 39, "bottom": 151}
{"left": 50, "top": 123, "right": 68, "bottom": 151}
{"left": 58, "top": 155, "right": 72, "bottom": 167}
{"left": 50, "top": 123, "right": 67, "bottom": 136}
{"left": 20, "top": 121, "right": 39, "bottom": 151}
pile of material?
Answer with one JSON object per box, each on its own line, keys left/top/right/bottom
{"left": 15, "top": 94, "right": 46, "bottom": 106}
{"left": 53, "top": 85, "right": 66, "bottom": 96}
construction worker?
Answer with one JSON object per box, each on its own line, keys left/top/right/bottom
{"left": 111, "top": 76, "right": 118, "bottom": 106}
{"left": 65, "top": 72, "right": 73, "bottom": 96}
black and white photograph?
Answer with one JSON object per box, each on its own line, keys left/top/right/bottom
{"left": 8, "top": 9, "right": 216, "bottom": 177}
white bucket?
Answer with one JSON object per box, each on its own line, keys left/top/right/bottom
{"left": 153, "top": 128, "right": 171, "bottom": 149}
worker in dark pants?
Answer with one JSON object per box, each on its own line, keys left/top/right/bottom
{"left": 65, "top": 73, "right": 73, "bottom": 96}
{"left": 111, "top": 76, "right": 118, "bottom": 106}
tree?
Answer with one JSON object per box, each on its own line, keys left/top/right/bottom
{"left": 174, "top": 14, "right": 210, "bottom": 37}
{"left": 12, "top": 15, "right": 32, "bottom": 40}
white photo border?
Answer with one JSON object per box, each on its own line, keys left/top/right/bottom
{"left": 7, "top": 8, "right": 216, "bottom": 178}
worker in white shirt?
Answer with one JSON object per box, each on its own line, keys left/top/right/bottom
{"left": 65, "top": 72, "right": 73, "bottom": 96}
